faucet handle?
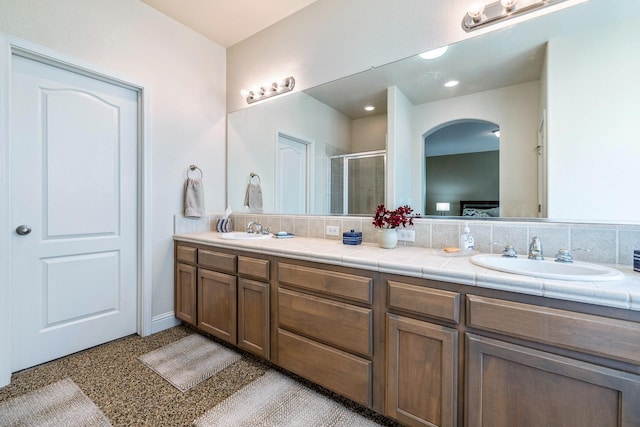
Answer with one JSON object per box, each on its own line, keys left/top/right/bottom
{"left": 493, "top": 242, "right": 517, "bottom": 257}
{"left": 554, "top": 248, "right": 591, "bottom": 263}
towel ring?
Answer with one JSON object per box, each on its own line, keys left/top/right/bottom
{"left": 188, "top": 164, "right": 203, "bottom": 179}
{"left": 249, "top": 172, "right": 261, "bottom": 184}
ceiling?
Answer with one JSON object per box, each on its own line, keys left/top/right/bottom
{"left": 140, "top": 0, "right": 318, "bottom": 48}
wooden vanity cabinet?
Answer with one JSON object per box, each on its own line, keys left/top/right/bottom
{"left": 466, "top": 333, "right": 640, "bottom": 427}
{"left": 237, "top": 255, "right": 270, "bottom": 358}
{"left": 275, "top": 261, "right": 379, "bottom": 410}
{"left": 198, "top": 268, "right": 237, "bottom": 344}
{"left": 175, "top": 240, "right": 640, "bottom": 427}
{"left": 175, "top": 245, "right": 198, "bottom": 325}
{"left": 174, "top": 243, "right": 270, "bottom": 356}
{"left": 465, "top": 295, "right": 640, "bottom": 427}
{"left": 384, "top": 277, "right": 460, "bottom": 427}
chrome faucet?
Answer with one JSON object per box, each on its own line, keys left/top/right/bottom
{"left": 246, "top": 221, "right": 262, "bottom": 234}
{"left": 528, "top": 236, "right": 544, "bottom": 260}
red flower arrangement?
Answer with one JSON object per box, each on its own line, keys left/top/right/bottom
{"left": 372, "top": 204, "right": 415, "bottom": 229}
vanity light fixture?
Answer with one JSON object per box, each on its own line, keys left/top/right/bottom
{"left": 245, "top": 76, "right": 295, "bottom": 104}
{"left": 462, "top": 0, "right": 571, "bottom": 32}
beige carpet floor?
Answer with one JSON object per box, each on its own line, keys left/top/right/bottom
{"left": 0, "top": 325, "right": 399, "bottom": 427}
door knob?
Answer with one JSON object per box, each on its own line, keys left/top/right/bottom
{"left": 15, "top": 225, "right": 32, "bottom": 235}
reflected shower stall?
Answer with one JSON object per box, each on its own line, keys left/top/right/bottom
{"left": 330, "top": 150, "right": 385, "bottom": 215}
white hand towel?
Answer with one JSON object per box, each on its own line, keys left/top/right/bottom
{"left": 184, "top": 178, "right": 205, "bottom": 217}
{"left": 244, "top": 183, "right": 263, "bottom": 213}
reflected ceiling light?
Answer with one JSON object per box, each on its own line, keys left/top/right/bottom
{"left": 444, "top": 80, "right": 459, "bottom": 88}
{"left": 462, "top": 0, "right": 572, "bottom": 32}
{"left": 419, "top": 46, "right": 449, "bottom": 60}
{"left": 245, "top": 76, "right": 295, "bottom": 104}
{"left": 364, "top": 105, "right": 375, "bottom": 111}
{"left": 492, "top": 129, "right": 501, "bottom": 137}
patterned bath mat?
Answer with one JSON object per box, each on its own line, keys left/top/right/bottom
{"left": 0, "top": 378, "right": 111, "bottom": 427}
{"left": 139, "top": 333, "right": 241, "bottom": 392}
{"left": 193, "top": 370, "right": 382, "bottom": 426}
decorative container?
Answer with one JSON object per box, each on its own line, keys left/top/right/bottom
{"left": 216, "top": 218, "right": 232, "bottom": 233}
{"left": 377, "top": 229, "right": 398, "bottom": 249}
{"left": 343, "top": 229, "right": 362, "bottom": 245}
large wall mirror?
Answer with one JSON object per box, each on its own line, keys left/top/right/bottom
{"left": 227, "top": 0, "right": 640, "bottom": 222}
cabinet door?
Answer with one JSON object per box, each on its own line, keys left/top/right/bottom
{"left": 386, "top": 314, "right": 458, "bottom": 427}
{"left": 466, "top": 334, "right": 640, "bottom": 427}
{"left": 175, "top": 262, "right": 197, "bottom": 325}
{"left": 198, "top": 268, "right": 237, "bottom": 345}
{"left": 238, "top": 278, "right": 269, "bottom": 358}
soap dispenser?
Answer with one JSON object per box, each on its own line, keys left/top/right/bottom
{"left": 460, "top": 223, "right": 475, "bottom": 252}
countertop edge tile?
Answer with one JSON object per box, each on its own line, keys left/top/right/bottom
{"left": 174, "top": 233, "right": 640, "bottom": 311}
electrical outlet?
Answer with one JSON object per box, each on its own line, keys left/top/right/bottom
{"left": 397, "top": 229, "right": 415, "bottom": 242}
{"left": 326, "top": 225, "right": 340, "bottom": 236}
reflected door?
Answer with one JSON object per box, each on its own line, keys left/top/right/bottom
{"left": 10, "top": 54, "right": 138, "bottom": 371}
{"left": 276, "top": 133, "right": 309, "bottom": 214}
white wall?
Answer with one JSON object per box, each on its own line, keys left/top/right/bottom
{"left": 387, "top": 87, "right": 415, "bottom": 208}
{"left": 227, "top": 0, "right": 471, "bottom": 113}
{"left": 227, "top": 92, "right": 351, "bottom": 214}
{"left": 226, "top": 0, "right": 585, "bottom": 113}
{"left": 546, "top": 19, "right": 640, "bottom": 221}
{"left": 411, "top": 81, "right": 540, "bottom": 217}
{"left": 0, "top": 0, "right": 226, "bottom": 323}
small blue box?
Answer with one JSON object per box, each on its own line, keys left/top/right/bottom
{"left": 343, "top": 230, "right": 362, "bottom": 245}
{"left": 634, "top": 250, "right": 640, "bottom": 273}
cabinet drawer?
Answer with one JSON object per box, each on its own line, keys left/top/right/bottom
{"left": 176, "top": 245, "right": 197, "bottom": 264}
{"left": 278, "top": 263, "right": 373, "bottom": 304}
{"left": 277, "top": 329, "right": 372, "bottom": 407}
{"left": 199, "top": 249, "right": 237, "bottom": 273}
{"left": 279, "top": 288, "right": 372, "bottom": 356}
{"left": 388, "top": 280, "right": 460, "bottom": 323}
{"left": 238, "top": 256, "right": 270, "bottom": 281}
{"left": 467, "top": 295, "right": 640, "bottom": 365}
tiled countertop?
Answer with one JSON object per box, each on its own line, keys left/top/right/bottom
{"left": 174, "top": 232, "right": 640, "bottom": 312}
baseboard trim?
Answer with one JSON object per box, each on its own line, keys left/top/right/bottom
{"left": 151, "top": 311, "right": 181, "bottom": 334}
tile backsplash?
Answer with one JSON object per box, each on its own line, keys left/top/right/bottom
{"left": 175, "top": 213, "right": 640, "bottom": 266}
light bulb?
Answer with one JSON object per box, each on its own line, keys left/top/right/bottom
{"left": 501, "top": 0, "right": 517, "bottom": 11}
{"left": 467, "top": 1, "right": 485, "bottom": 21}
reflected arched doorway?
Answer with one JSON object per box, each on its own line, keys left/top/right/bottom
{"left": 423, "top": 119, "right": 500, "bottom": 216}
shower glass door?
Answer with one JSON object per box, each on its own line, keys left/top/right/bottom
{"left": 330, "top": 150, "right": 385, "bottom": 215}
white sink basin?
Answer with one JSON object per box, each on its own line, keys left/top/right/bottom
{"left": 470, "top": 254, "right": 624, "bottom": 281}
{"left": 218, "top": 232, "right": 271, "bottom": 240}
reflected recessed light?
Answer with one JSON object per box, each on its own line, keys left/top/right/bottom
{"left": 492, "top": 129, "right": 501, "bottom": 137}
{"left": 419, "top": 46, "right": 449, "bottom": 60}
{"left": 364, "top": 105, "right": 375, "bottom": 111}
{"left": 444, "top": 80, "right": 459, "bottom": 88}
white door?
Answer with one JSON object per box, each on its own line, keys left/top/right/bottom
{"left": 276, "top": 133, "right": 309, "bottom": 214}
{"left": 10, "top": 54, "right": 138, "bottom": 371}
